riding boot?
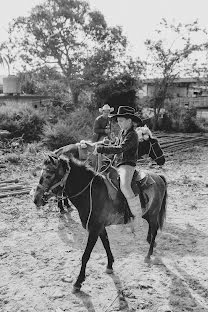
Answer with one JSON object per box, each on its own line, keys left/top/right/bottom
{"left": 126, "top": 195, "right": 141, "bottom": 234}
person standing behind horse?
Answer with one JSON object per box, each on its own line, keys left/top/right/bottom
{"left": 92, "top": 104, "right": 114, "bottom": 143}
{"left": 92, "top": 104, "right": 114, "bottom": 170}
{"left": 96, "top": 106, "right": 143, "bottom": 229}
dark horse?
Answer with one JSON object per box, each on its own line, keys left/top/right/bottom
{"left": 53, "top": 137, "right": 165, "bottom": 213}
{"left": 33, "top": 153, "right": 167, "bottom": 292}
{"left": 138, "top": 137, "right": 165, "bottom": 166}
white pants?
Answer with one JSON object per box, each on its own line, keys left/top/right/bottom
{"left": 117, "top": 165, "right": 135, "bottom": 199}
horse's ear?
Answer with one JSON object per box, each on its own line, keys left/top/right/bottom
{"left": 48, "top": 154, "right": 58, "bottom": 165}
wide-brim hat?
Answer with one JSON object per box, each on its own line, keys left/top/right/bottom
{"left": 99, "top": 104, "right": 114, "bottom": 113}
{"left": 110, "top": 106, "right": 142, "bottom": 124}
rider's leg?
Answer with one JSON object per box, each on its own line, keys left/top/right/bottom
{"left": 117, "top": 165, "right": 141, "bottom": 216}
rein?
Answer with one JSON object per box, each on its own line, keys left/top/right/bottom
{"left": 68, "top": 176, "right": 95, "bottom": 199}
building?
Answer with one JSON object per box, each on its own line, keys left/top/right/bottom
{"left": 138, "top": 78, "right": 208, "bottom": 120}
{"left": 0, "top": 75, "right": 51, "bottom": 109}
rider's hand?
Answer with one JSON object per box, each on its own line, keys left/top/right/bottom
{"left": 96, "top": 143, "right": 104, "bottom": 154}
{"left": 105, "top": 128, "right": 110, "bottom": 134}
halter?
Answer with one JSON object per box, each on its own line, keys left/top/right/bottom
{"left": 49, "top": 169, "right": 70, "bottom": 193}
{"left": 149, "top": 141, "right": 164, "bottom": 162}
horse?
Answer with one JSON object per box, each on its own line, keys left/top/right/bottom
{"left": 53, "top": 137, "right": 165, "bottom": 213}
{"left": 138, "top": 137, "right": 165, "bottom": 166}
{"left": 33, "top": 153, "right": 167, "bottom": 292}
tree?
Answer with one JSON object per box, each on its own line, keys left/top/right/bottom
{"left": 144, "top": 19, "right": 203, "bottom": 129}
{"left": 4, "top": 0, "right": 130, "bottom": 106}
{"left": 0, "top": 53, "right": 10, "bottom": 75}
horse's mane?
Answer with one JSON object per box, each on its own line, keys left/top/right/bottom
{"left": 68, "top": 156, "right": 104, "bottom": 181}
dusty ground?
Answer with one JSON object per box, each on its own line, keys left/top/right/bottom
{"left": 0, "top": 145, "right": 208, "bottom": 312}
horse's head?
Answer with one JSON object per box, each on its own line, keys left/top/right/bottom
{"left": 138, "top": 138, "right": 165, "bottom": 166}
{"left": 33, "top": 154, "right": 70, "bottom": 208}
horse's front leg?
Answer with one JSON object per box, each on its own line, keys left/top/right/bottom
{"left": 73, "top": 230, "right": 99, "bottom": 292}
{"left": 63, "top": 196, "right": 73, "bottom": 212}
{"left": 58, "top": 198, "right": 65, "bottom": 214}
{"left": 99, "top": 228, "right": 114, "bottom": 274}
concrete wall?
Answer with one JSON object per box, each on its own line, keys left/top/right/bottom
{"left": 141, "top": 83, "right": 192, "bottom": 98}
{"left": 0, "top": 95, "right": 51, "bottom": 109}
{"left": 196, "top": 108, "right": 208, "bottom": 119}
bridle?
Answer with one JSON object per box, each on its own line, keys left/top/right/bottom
{"left": 141, "top": 139, "right": 164, "bottom": 164}
{"left": 38, "top": 153, "right": 114, "bottom": 230}
{"left": 149, "top": 141, "right": 164, "bottom": 162}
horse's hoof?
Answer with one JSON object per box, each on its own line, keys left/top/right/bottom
{"left": 60, "top": 210, "right": 66, "bottom": 215}
{"left": 72, "top": 285, "right": 81, "bottom": 293}
{"left": 105, "top": 268, "right": 113, "bottom": 274}
{"left": 144, "top": 256, "right": 151, "bottom": 264}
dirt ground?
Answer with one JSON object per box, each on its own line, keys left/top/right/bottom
{"left": 0, "top": 145, "right": 208, "bottom": 312}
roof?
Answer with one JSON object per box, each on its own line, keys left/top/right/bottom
{"left": 0, "top": 94, "right": 51, "bottom": 99}
{"left": 142, "top": 77, "right": 206, "bottom": 85}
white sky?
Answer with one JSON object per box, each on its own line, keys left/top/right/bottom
{"left": 0, "top": 0, "right": 208, "bottom": 75}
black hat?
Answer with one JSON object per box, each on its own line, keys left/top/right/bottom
{"left": 110, "top": 106, "right": 142, "bottom": 124}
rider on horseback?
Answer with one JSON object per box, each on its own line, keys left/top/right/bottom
{"left": 96, "top": 106, "right": 143, "bottom": 225}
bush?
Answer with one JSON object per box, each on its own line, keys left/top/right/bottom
{"left": 42, "top": 122, "right": 77, "bottom": 150}
{"left": 163, "top": 104, "right": 204, "bottom": 133}
{"left": 182, "top": 115, "right": 201, "bottom": 132}
{"left": 4, "top": 153, "right": 23, "bottom": 164}
{"left": 42, "top": 107, "right": 96, "bottom": 150}
{"left": 0, "top": 104, "right": 45, "bottom": 142}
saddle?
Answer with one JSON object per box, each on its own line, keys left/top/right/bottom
{"left": 102, "top": 166, "right": 155, "bottom": 218}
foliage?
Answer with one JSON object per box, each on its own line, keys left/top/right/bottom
{"left": 42, "top": 107, "right": 96, "bottom": 150}
{"left": 0, "top": 53, "right": 10, "bottom": 75}
{"left": 0, "top": 104, "right": 45, "bottom": 142}
{"left": 42, "top": 122, "right": 77, "bottom": 150}
{"left": 3, "top": 153, "right": 23, "bottom": 164}
{"left": 160, "top": 105, "right": 203, "bottom": 132}
{"left": 6, "top": 0, "right": 131, "bottom": 105}
{"left": 181, "top": 108, "right": 202, "bottom": 132}
{"left": 94, "top": 72, "right": 143, "bottom": 111}
{"left": 144, "top": 19, "right": 203, "bottom": 129}
{"left": 18, "top": 67, "right": 74, "bottom": 111}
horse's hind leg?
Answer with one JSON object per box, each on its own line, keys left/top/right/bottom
{"left": 73, "top": 230, "right": 99, "bottom": 292}
{"left": 99, "top": 228, "right": 114, "bottom": 274}
{"left": 145, "top": 222, "right": 158, "bottom": 263}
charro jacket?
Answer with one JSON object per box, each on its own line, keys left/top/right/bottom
{"left": 92, "top": 115, "right": 111, "bottom": 142}
{"left": 96, "top": 126, "right": 138, "bottom": 167}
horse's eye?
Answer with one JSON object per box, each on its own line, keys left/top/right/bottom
{"left": 45, "top": 175, "right": 52, "bottom": 179}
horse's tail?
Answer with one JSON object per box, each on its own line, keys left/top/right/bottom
{"left": 158, "top": 175, "right": 167, "bottom": 230}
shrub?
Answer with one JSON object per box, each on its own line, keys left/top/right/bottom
{"left": 4, "top": 153, "right": 23, "bottom": 164}
{"left": 0, "top": 104, "right": 46, "bottom": 142}
{"left": 42, "top": 122, "right": 77, "bottom": 150}
{"left": 181, "top": 109, "right": 203, "bottom": 133}
{"left": 42, "top": 107, "right": 96, "bottom": 150}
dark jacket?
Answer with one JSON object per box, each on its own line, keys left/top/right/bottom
{"left": 92, "top": 115, "right": 111, "bottom": 142}
{"left": 97, "top": 126, "right": 138, "bottom": 167}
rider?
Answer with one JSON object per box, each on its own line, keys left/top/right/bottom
{"left": 96, "top": 106, "right": 143, "bottom": 225}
